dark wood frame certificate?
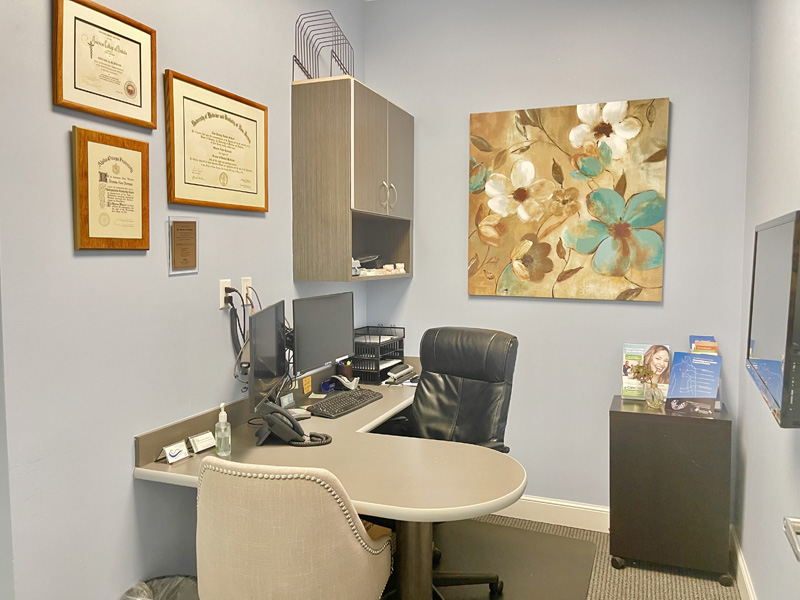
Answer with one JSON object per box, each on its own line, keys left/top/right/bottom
{"left": 165, "top": 70, "right": 269, "bottom": 212}
{"left": 72, "top": 127, "right": 149, "bottom": 250}
{"left": 169, "top": 217, "right": 199, "bottom": 275}
{"left": 53, "top": 0, "right": 157, "bottom": 129}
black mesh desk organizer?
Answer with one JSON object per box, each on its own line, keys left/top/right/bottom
{"left": 352, "top": 326, "right": 404, "bottom": 384}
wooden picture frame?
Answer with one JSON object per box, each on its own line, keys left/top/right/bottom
{"left": 53, "top": 0, "right": 157, "bottom": 129}
{"left": 165, "top": 70, "right": 268, "bottom": 212}
{"left": 168, "top": 217, "right": 199, "bottom": 275}
{"left": 72, "top": 126, "right": 149, "bottom": 250}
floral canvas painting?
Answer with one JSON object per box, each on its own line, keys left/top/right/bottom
{"left": 468, "top": 99, "right": 669, "bottom": 301}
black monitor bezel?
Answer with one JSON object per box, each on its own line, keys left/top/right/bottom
{"left": 248, "top": 300, "right": 287, "bottom": 413}
{"left": 292, "top": 292, "right": 354, "bottom": 376}
{"left": 746, "top": 211, "right": 800, "bottom": 428}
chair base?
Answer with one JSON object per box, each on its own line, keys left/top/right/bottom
{"left": 434, "top": 571, "right": 503, "bottom": 598}
{"left": 383, "top": 579, "right": 503, "bottom": 600}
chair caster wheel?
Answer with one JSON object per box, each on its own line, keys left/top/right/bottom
{"left": 611, "top": 556, "right": 626, "bottom": 570}
{"left": 432, "top": 548, "right": 442, "bottom": 565}
{"left": 719, "top": 573, "right": 734, "bottom": 587}
{"left": 489, "top": 580, "right": 504, "bottom": 598}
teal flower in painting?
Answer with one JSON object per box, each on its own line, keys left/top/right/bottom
{"left": 562, "top": 188, "right": 665, "bottom": 277}
{"left": 469, "top": 158, "right": 491, "bottom": 194}
{"left": 570, "top": 142, "right": 612, "bottom": 181}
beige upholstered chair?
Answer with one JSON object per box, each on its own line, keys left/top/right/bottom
{"left": 196, "top": 457, "right": 392, "bottom": 600}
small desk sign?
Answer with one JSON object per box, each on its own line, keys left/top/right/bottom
{"left": 188, "top": 431, "right": 216, "bottom": 454}
{"left": 163, "top": 440, "right": 190, "bottom": 464}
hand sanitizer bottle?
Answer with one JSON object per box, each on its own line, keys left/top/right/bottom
{"left": 215, "top": 403, "right": 231, "bottom": 459}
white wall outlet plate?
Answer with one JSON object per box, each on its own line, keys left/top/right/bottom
{"left": 219, "top": 279, "right": 231, "bottom": 309}
{"left": 241, "top": 277, "right": 252, "bottom": 304}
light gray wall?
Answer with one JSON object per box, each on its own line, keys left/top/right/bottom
{"left": 362, "top": 0, "right": 752, "bottom": 506}
{"left": 0, "top": 1, "right": 365, "bottom": 597}
{"left": 737, "top": 0, "right": 800, "bottom": 596}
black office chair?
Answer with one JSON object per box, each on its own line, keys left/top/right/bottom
{"left": 411, "top": 326, "right": 519, "bottom": 598}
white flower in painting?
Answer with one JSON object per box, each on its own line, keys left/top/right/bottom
{"left": 485, "top": 160, "right": 554, "bottom": 223}
{"left": 568, "top": 101, "right": 642, "bottom": 159}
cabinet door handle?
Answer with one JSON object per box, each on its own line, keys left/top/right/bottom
{"left": 380, "top": 181, "right": 389, "bottom": 207}
{"left": 389, "top": 183, "right": 398, "bottom": 209}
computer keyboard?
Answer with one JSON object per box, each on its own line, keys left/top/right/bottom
{"left": 307, "top": 388, "right": 383, "bottom": 419}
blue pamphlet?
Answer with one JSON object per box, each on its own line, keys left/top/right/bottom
{"left": 666, "top": 352, "right": 722, "bottom": 415}
{"left": 667, "top": 352, "right": 722, "bottom": 399}
{"left": 689, "top": 334, "right": 716, "bottom": 346}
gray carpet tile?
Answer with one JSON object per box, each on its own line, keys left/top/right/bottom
{"left": 478, "top": 515, "right": 741, "bottom": 600}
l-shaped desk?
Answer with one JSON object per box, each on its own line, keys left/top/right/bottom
{"left": 134, "top": 384, "right": 527, "bottom": 599}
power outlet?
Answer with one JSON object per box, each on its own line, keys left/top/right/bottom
{"left": 219, "top": 279, "right": 231, "bottom": 309}
{"left": 241, "top": 277, "right": 253, "bottom": 305}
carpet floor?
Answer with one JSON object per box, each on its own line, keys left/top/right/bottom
{"left": 433, "top": 518, "right": 595, "bottom": 599}
{"left": 476, "top": 515, "right": 742, "bottom": 600}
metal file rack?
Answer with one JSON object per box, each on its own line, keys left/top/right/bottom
{"left": 352, "top": 326, "right": 405, "bottom": 384}
{"left": 293, "top": 10, "right": 354, "bottom": 81}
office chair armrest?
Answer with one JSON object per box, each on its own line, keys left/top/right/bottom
{"left": 481, "top": 441, "right": 510, "bottom": 453}
{"left": 371, "top": 415, "right": 410, "bottom": 437}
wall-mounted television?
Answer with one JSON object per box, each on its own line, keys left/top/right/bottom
{"left": 746, "top": 211, "right": 800, "bottom": 427}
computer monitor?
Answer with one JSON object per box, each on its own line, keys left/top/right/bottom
{"left": 248, "top": 300, "right": 288, "bottom": 412}
{"left": 292, "top": 292, "right": 354, "bottom": 375}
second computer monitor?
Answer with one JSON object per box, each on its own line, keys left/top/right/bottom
{"left": 248, "top": 300, "right": 287, "bottom": 412}
{"left": 292, "top": 292, "right": 354, "bottom": 375}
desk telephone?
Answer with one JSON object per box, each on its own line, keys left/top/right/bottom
{"left": 256, "top": 403, "right": 332, "bottom": 447}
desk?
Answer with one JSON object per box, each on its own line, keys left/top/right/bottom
{"left": 134, "top": 385, "right": 527, "bottom": 598}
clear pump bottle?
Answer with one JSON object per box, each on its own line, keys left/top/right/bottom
{"left": 215, "top": 403, "right": 231, "bottom": 458}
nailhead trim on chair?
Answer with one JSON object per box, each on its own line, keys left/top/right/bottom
{"left": 198, "top": 464, "right": 393, "bottom": 558}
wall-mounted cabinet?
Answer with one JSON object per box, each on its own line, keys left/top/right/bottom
{"left": 292, "top": 76, "right": 414, "bottom": 282}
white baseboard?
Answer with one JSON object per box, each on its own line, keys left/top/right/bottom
{"left": 494, "top": 495, "right": 757, "bottom": 600}
{"left": 732, "top": 527, "right": 757, "bottom": 600}
{"left": 493, "top": 494, "right": 610, "bottom": 533}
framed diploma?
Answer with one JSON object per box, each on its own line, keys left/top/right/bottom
{"left": 53, "top": 0, "right": 157, "bottom": 129}
{"left": 72, "top": 126, "right": 149, "bottom": 250}
{"left": 168, "top": 217, "right": 199, "bottom": 275}
{"left": 165, "top": 70, "right": 268, "bottom": 212}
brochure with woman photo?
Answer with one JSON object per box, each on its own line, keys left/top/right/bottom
{"left": 622, "top": 343, "right": 671, "bottom": 398}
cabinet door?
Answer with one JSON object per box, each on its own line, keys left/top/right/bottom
{"left": 354, "top": 81, "right": 388, "bottom": 215}
{"left": 387, "top": 102, "right": 414, "bottom": 219}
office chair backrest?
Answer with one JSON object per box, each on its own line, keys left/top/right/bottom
{"left": 409, "top": 327, "right": 518, "bottom": 451}
{"left": 196, "top": 457, "right": 391, "bottom": 600}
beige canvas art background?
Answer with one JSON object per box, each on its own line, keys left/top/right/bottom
{"left": 468, "top": 99, "right": 669, "bottom": 301}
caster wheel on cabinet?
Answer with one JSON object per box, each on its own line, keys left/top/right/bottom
{"left": 719, "top": 573, "right": 734, "bottom": 587}
{"left": 611, "top": 556, "right": 626, "bottom": 570}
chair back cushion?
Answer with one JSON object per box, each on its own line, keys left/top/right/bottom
{"left": 196, "top": 457, "right": 391, "bottom": 600}
{"left": 409, "top": 327, "right": 518, "bottom": 447}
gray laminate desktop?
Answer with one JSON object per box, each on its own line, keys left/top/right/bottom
{"left": 134, "top": 384, "right": 527, "bottom": 598}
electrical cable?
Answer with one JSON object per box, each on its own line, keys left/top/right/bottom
{"left": 233, "top": 336, "right": 249, "bottom": 383}
{"left": 247, "top": 286, "right": 263, "bottom": 310}
{"left": 225, "top": 287, "right": 247, "bottom": 339}
{"left": 228, "top": 303, "right": 242, "bottom": 356}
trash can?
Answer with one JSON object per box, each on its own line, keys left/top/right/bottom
{"left": 120, "top": 576, "right": 198, "bottom": 600}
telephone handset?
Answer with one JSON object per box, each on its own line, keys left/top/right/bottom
{"left": 256, "top": 402, "right": 332, "bottom": 447}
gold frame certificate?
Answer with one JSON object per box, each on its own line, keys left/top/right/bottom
{"left": 54, "top": 0, "right": 157, "bottom": 129}
{"left": 165, "top": 70, "right": 268, "bottom": 212}
{"left": 72, "top": 127, "right": 149, "bottom": 250}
